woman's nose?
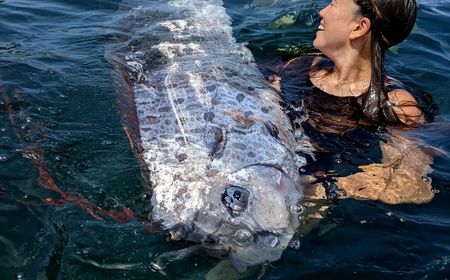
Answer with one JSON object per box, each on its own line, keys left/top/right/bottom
{"left": 319, "top": 5, "right": 328, "bottom": 18}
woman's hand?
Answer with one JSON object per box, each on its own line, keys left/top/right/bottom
{"left": 268, "top": 74, "right": 282, "bottom": 93}
{"left": 304, "top": 130, "right": 435, "bottom": 204}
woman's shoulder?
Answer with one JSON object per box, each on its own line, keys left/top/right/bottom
{"left": 387, "top": 88, "right": 425, "bottom": 126}
{"left": 382, "top": 76, "right": 425, "bottom": 126}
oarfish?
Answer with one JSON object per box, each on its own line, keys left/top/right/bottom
{"left": 108, "top": 0, "right": 308, "bottom": 272}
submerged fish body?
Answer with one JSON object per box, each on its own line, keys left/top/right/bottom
{"left": 267, "top": 10, "right": 297, "bottom": 29}
{"left": 266, "top": 3, "right": 319, "bottom": 29}
{"left": 110, "top": 0, "right": 307, "bottom": 271}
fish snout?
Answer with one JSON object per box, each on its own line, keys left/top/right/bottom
{"left": 228, "top": 230, "right": 290, "bottom": 272}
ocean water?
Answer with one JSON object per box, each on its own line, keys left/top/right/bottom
{"left": 1, "top": 0, "right": 449, "bottom": 279}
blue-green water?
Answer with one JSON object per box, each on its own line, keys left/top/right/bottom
{"left": 1, "top": 0, "right": 449, "bottom": 279}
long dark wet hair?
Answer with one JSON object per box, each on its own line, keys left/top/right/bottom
{"left": 354, "top": 0, "right": 417, "bottom": 123}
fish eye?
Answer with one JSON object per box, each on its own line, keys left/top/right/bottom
{"left": 221, "top": 185, "right": 250, "bottom": 217}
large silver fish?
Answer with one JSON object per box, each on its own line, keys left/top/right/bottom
{"left": 109, "top": 0, "right": 308, "bottom": 272}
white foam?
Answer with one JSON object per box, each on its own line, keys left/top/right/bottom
{"left": 187, "top": 72, "right": 212, "bottom": 107}
{"left": 153, "top": 42, "right": 204, "bottom": 60}
{"left": 159, "top": 19, "right": 189, "bottom": 32}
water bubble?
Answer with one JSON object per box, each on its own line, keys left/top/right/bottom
{"left": 399, "top": 218, "right": 405, "bottom": 223}
{"left": 335, "top": 158, "right": 342, "bottom": 164}
{"left": 233, "top": 229, "right": 253, "bottom": 247}
{"left": 289, "top": 238, "right": 301, "bottom": 250}
{"left": 432, "top": 189, "right": 440, "bottom": 194}
{"left": 15, "top": 272, "right": 25, "bottom": 280}
{"left": 289, "top": 204, "right": 305, "bottom": 214}
{"left": 360, "top": 220, "right": 367, "bottom": 224}
{"left": 1, "top": 127, "right": 6, "bottom": 132}
{"left": 386, "top": 211, "right": 393, "bottom": 217}
{"left": 0, "top": 155, "right": 8, "bottom": 162}
{"left": 102, "top": 140, "right": 112, "bottom": 145}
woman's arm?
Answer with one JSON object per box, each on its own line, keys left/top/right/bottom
{"left": 305, "top": 130, "right": 435, "bottom": 204}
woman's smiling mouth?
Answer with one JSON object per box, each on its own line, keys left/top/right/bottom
{"left": 318, "top": 22, "right": 324, "bottom": 31}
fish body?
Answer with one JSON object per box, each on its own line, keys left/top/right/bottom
{"left": 266, "top": 3, "right": 320, "bottom": 29}
{"left": 267, "top": 10, "right": 297, "bottom": 29}
{"left": 110, "top": 0, "right": 307, "bottom": 271}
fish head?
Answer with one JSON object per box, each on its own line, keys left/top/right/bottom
{"left": 164, "top": 164, "right": 303, "bottom": 271}
{"left": 221, "top": 164, "right": 303, "bottom": 271}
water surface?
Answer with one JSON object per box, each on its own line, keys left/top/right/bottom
{"left": 1, "top": 0, "right": 449, "bottom": 279}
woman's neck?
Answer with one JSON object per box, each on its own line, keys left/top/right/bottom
{"left": 311, "top": 52, "right": 372, "bottom": 97}
{"left": 333, "top": 51, "right": 372, "bottom": 84}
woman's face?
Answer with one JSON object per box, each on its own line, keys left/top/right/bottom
{"left": 313, "top": 0, "right": 360, "bottom": 55}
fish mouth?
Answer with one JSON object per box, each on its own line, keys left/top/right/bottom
{"left": 165, "top": 220, "right": 290, "bottom": 271}
{"left": 227, "top": 227, "right": 294, "bottom": 272}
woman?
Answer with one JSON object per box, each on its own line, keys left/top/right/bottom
{"left": 266, "top": 0, "right": 435, "bottom": 205}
